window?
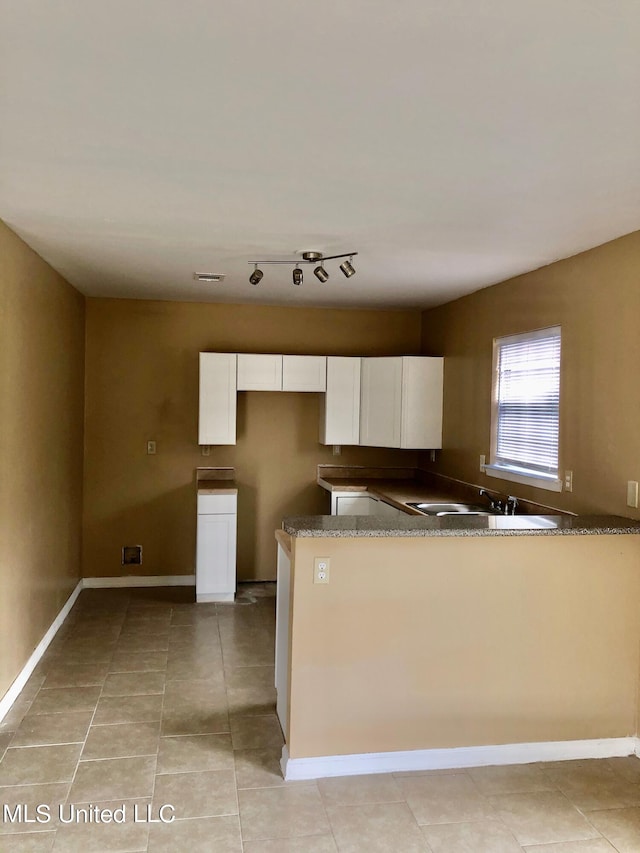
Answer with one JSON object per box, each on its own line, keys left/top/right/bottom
{"left": 485, "top": 326, "right": 562, "bottom": 491}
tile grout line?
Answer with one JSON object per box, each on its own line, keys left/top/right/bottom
{"left": 143, "top": 601, "right": 172, "bottom": 853}
{"left": 62, "top": 596, "right": 124, "bottom": 820}
{"left": 216, "top": 608, "right": 245, "bottom": 853}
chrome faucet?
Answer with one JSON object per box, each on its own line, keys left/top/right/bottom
{"left": 505, "top": 496, "right": 519, "bottom": 515}
{"left": 479, "top": 489, "right": 504, "bottom": 514}
{"left": 479, "top": 489, "right": 519, "bottom": 515}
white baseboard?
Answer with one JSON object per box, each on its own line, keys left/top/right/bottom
{"left": 0, "top": 574, "right": 197, "bottom": 723}
{"left": 82, "top": 575, "right": 195, "bottom": 588}
{"left": 0, "top": 580, "right": 83, "bottom": 724}
{"left": 281, "top": 737, "right": 640, "bottom": 781}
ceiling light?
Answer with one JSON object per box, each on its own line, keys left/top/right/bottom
{"left": 247, "top": 250, "right": 357, "bottom": 286}
{"left": 339, "top": 258, "right": 355, "bottom": 278}
{"left": 249, "top": 264, "right": 263, "bottom": 285}
{"left": 193, "top": 272, "right": 225, "bottom": 282}
{"left": 314, "top": 264, "right": 329, "bottom": 282}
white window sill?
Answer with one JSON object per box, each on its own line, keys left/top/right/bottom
{"left": 484, "top": 464, "right": 563, "bottom": 493}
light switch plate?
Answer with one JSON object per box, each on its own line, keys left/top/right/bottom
{"left": 147, "top": 440, "right": 157, "bottom": 455}
{"left": 627, "top": 481, "right": 638, "bottom": 508}
{"left": 564, "top": 470, "right": 573, "bottom": 492}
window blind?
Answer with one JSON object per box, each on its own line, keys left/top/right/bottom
{"left": 494, "top": 328, "right": 561, "bottom": 475}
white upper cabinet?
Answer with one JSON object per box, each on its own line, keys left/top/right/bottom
{"left": 282, "top": 356, "right": 327, "bottom": 392}
{"left": 360, "top": 356, "right": 443, "bottom": 449}
{"left": 237, "top": 354, "right": 283, "bottom": 391}
{"left": 360, "top": 357, "right": 403, "bottom": 448}
{"left": 320, "top": 356, "right": 361, "bottom": 445}
{"left": 198, "top": 353, "right": 237, "bottom": 445}
{"left": 238, "top": 354, "right": 327, "bottom": 392}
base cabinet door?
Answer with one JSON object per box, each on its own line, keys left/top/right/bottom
{"left": 196, "top": 496, "right": 237, "bottom": 602}
{"left": 334, "top": 495, "right": 379, "bottom": 515}
{"left": 376, "top": 499, "right": 407, "bottom": 519}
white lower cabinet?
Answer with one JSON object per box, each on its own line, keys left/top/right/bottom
{"left": 375, "top": 499, "right": 406, "bottom": 519}
{"left": 196, "top": 493, "right": 237, "bottom": 602}
{"left": 333, "top": 494, "right": 379, "bottom": 515}
{"left": 331, "top": 491, "right": 408, "bottom": 517}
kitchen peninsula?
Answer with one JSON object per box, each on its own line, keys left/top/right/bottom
{"left": 275, "top": 511, "right": 640, "bottom": 781}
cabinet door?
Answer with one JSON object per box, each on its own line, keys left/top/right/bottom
{"left": 375, "top": 499, "right": 406, "bottom": 519}
{"left": 282, "top": 355, "right": 327, "bottom": 392}
{"left": 320, "top": 357, "right": 361, "bottom": 445}
{"left": 400, "top": 357, "right": 444, "bottom": 449}
{"left": 198, "top": 353, "right": 237, "bottom": 445}
{"left": 359, "top": 357, "right": 403, "bottom": 447}
{"left": 196, "top": 513, "right": 237, "bottom": 601}
{"left": 237, "top": 354, "right": 283, "bottom": 391}
{"left": 335, "top": 495, "right": 378, "bottom": 515}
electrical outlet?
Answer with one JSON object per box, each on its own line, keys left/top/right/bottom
{"left": 332, "top": 445, "right": 341, "bottom": 456}
{"left": 201, "top": 445, "right": 211, "bottom": 456}
{"left": 564, "top": 470, "right": 573, "bottom": 492}
{"left": 147, "top": 440, "right": 157, "bottom": 455}
{"left": 627, "top": 481, "right": 639, "bottom": 508}
{"left": 314, "top": 557, "right": 330, "bottom": 584}
{"left": 479, "top": 454, "right": 486, "bottom": 473}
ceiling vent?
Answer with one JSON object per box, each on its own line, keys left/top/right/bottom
{"left": 193, "top": 272, "right": 225, "bottom": 283}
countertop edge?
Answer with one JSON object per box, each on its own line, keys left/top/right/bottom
{"left": 282, "top": 516, "right": 640, "bottom": 538}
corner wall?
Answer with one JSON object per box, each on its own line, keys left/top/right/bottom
{"left": 420, "top": 230, "right": 640, "bottom": 516}
{"left": 0, "top": 221, "right": 85, "bottom": 700}
{"left": 83, "top": 299, "right": 422, "bottom": 580}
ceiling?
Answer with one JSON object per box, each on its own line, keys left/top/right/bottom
{"left": 1, "top": 0, "right": 639, "bottom": 310}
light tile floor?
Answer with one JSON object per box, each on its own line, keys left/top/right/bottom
{"left": 1, "top": 584, "right": 640, "bottom": 851}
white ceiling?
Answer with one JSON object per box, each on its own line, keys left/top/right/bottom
{"left": 1, "top": 0, "right": 639, "bottom": 309}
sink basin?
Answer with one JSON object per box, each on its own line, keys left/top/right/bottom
{"left": 405, "top": 502, "right": 497, "bottom": 516}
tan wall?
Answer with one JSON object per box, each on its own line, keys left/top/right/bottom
{"left": 0, "top": 221, "right": 85, "bottom": 700}
{"left": 288, "top": 535, "right": 640, "bottom": 758}
{"left": 420, "top": 230, "right": 640, "bottom": 515}
{"left": 83, "top": 299, "right": 421, "bottom": 580}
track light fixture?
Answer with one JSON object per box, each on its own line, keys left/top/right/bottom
{"left": 314, "top": 264, "right": 329, "bottom": 282}
{"left": 249, "top": 264, "right": 263, "bottom": 285}
{"left": 247, "top": 250, "right": 357, "bottom": 286}
{"left": 340, "top": 257, "right": 356, "bottom": 278}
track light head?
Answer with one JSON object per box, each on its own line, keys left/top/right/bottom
{"left": 249, "top": 265, "right": 263, "bottom": 286}
{"left": 314, "top": 264, "right": 329, "bottom": 283}
{"left": 292, "top": 266, "right": 303, "bottom": 286}
{"left": 340, "top": 258, "right": 356, "bottom": 278}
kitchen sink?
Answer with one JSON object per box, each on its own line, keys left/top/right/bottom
{"left": 405, "top": 502, "right": 498, "bottom": 516}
